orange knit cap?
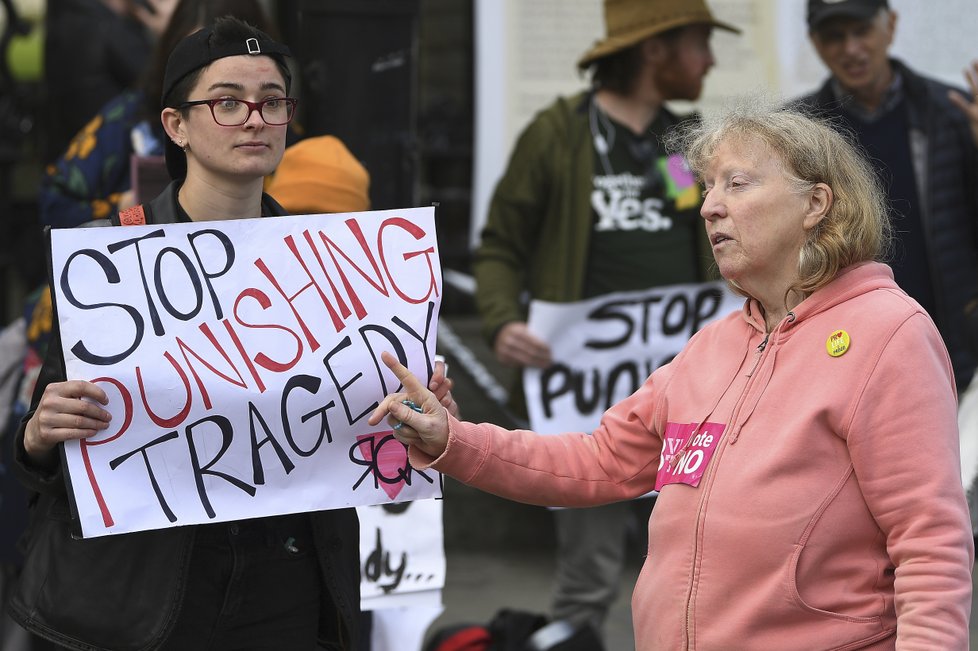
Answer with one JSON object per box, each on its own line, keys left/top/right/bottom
{"left": 266, "top": 135, "right": 371, "bottom": 214}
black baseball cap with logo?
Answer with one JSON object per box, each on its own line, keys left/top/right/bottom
{"left": 161, "top": 19, "right": 292, "bottom": 180}
{"left": 807, "top": 0, "right": 889, "bottom": 31}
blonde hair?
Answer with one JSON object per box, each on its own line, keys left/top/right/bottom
{"left": 669, "top": 103, "right": 891, "bottom": 298}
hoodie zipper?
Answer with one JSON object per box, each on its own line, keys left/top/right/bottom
{"left": 746, "top": 333, "right": 770, "bottom": 377}
{"left": 681, "top": 330, "right": 765, "bottom": 648}
{"left": 682, "top": 314, "right": 793, "bottom": 647}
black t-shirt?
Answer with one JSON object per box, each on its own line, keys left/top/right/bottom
{"left": 583, "top": 101, "right": 702, "bottom": 298}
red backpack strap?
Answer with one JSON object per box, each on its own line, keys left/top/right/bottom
{"left": 118, "top": 204, "right": 147, "bottom": 226}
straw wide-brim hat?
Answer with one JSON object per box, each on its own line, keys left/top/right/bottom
{"left": 578, "top": 0, "right": 741, "bottom": 69}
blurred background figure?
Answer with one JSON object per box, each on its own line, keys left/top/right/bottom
{"left": 41, "top": 0, "right": 178, "bottom": 164}
{"left": 792, "top": 0, "right": 978, "bottom": 543}
{"left": 265, "top": 135, "right": 371, "bottom": 215}
{"left": 795, "top": 0, "right": 978, "bottom": 394}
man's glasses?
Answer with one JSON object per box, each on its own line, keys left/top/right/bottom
{"left": 177, "top": 97, "right": 297, "bottom": 126}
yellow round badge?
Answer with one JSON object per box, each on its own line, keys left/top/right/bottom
{"left": 826, "top": 330, "right": 850, "bottom": 357}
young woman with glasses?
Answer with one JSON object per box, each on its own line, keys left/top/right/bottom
{"left": 9, "top": 17, "right": 363, "bottom": 651}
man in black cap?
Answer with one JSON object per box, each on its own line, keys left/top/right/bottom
{"left": 796, "top": 1, "right": 978, "bottom": 395}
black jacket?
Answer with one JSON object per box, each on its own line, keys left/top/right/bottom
{"left": 793, "top": 59, "right": 978, "bottom": 391}
{"left": 7, "top": 182, "right": 361, "bottom": 651}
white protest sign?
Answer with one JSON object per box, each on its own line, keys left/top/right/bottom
{"left": 524, "top": 282, "right": 742, "bottom": 433}
{"left": 368, "top": 606, "right": 445, "bottom": 651}
{"left": 359, "top": 499, "right": 445, "bottom": 608}
{"left": 50, "top": 207, "right": 443, "bottom": 538}
{"left": 358, "top": 499, "right": 445, "bottom": 651}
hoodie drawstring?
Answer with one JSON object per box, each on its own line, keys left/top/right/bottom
{"left": 668, "top": 329, "right": 753, "bottom": 470}
{"left": 729, "top": 312, "right": 795, "bottom": 444}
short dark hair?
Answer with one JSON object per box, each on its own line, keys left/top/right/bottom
{"left": 162, "top": 16, "right": 292, "bottom": 108}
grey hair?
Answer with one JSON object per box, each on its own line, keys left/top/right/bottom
{"left": 666, "top": 100, "right": 892, "bottom": 298}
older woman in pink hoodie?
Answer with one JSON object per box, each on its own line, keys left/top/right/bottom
{"left": 370, "top": 106, "right": 974, "bottom": 650}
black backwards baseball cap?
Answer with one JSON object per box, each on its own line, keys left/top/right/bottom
{"left": 161, "top": 20, "right": 293, "bottom": 180}
{"left": 807, "top": 0, "right": 889, "bottom": 31}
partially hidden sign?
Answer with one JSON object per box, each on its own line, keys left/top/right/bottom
{"left": 524, "top": 282, "right": 742, "bottom": 434}
{"left": 49, "top": 207, "right": 443, "bottom": 538}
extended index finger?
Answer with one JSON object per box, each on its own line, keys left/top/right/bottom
{"left": 381, "top": 351, "right": 428, "bottom": 394}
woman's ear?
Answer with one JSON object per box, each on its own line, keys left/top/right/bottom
{"left": 804, "top": 182, "right": 833, "bottom": 230}
{"left": 161, "top": 107, "right": 185, "bottom": 146}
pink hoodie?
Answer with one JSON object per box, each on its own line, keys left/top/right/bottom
{"left": 419, "top": 262, "right": 973, "bottom": 650}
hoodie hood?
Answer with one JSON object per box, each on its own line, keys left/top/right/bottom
{"left": 740, "top": 261, "right": 899, "bottom": 338}
{"left": 725, "top": 261, "right": 902, "bottom": 444}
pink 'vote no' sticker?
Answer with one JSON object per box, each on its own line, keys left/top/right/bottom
{"left": 655, "top": 421, "right": 725, "bottom": 490}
